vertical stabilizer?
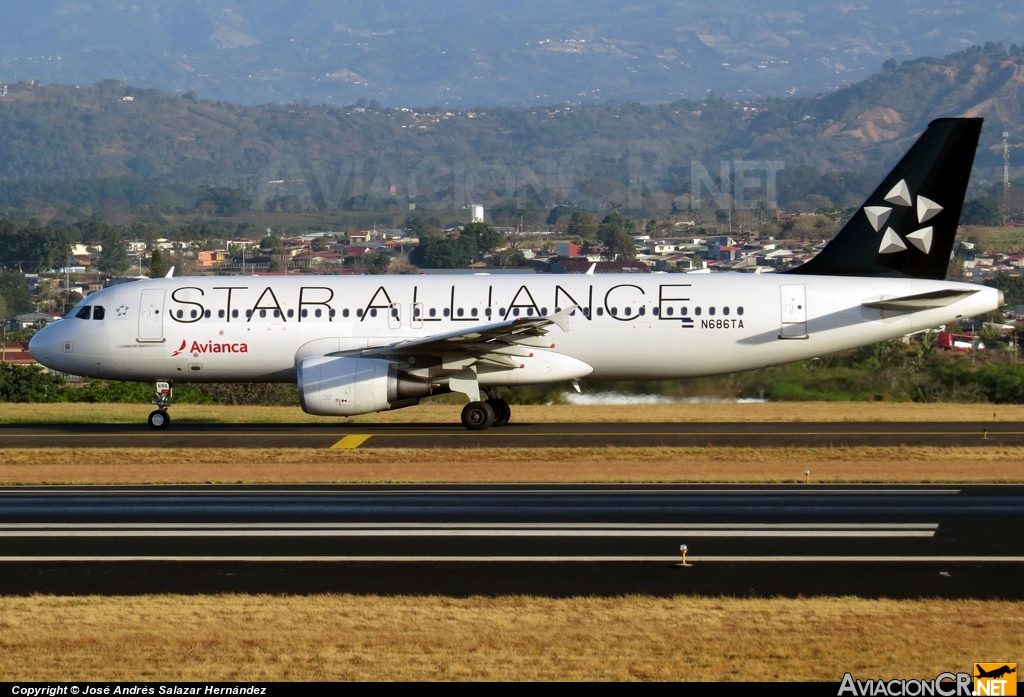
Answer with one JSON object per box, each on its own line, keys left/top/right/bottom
{"left": 786, "top": 118, "right": 983, "bottom": 280}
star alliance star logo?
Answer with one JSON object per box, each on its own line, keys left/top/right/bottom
{"left": 115, "top": 304, "right": 129, "bottom": 317}
{"left": 865, "top": 179, "right": 943, "bottom": 255}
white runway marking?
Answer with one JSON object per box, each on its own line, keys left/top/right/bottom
{"left": 0, "top": 522, "right": 938, "bottom": 538}
{"left": 0, "top": 556, "right": 1019, "bottom": 563}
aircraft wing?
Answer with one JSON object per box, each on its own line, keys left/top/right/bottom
{"left": 343, "top": 306, "right": 579, "bottom": 366}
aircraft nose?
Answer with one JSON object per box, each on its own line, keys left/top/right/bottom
{"left": 28, "top": 321, "right": 61, "bottom": 365}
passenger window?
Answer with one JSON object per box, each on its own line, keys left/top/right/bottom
{"left": 737, "top": 306, "right": 744, "bottom": 316}
{"left": 370, "top": 309, "right": 378, "bottom": 318}
{"left": 343, "top": 309, "right": 350, "bottom": 318}
{"left": 513, "top": 308, "right": 520, "bottom": 317}
{"left": 204, "top": 309, "right": 211, "bottom": 319}
{"left": 541, "top": 308, "right": 547, "bottom": 316}
{"left": 245, "top": 310, "right": 252, "bottom": 318}
{"left": 709, "top": 307, "right": 716, "bottom": 316}
{"left": 176, "top": 310, "right": 184, "bottom": 319}
{"left": 391, "top": 307, "right": 399, "bottom": 317}
{"left": 232, "top": 310, "right": 239, "bottom": 319}
{"left": 190, "top": 309, "right": 197, "bottom": 319}
{"left": 315, "top": 309, "right": 322, "bottom": 318}
{"left": 329, "top": 309, "right": 336, "bottom": 318}
{"left": 218, "top": 310, "right": 225, "bottom": 319}
{"left": 287, "top": 309, "right": 294, "bottom": 318}
{"left": 471, "top": 308, "right": 478, "bottom": 317}
{"left": 680, "top": 307, "right": 687, "bottom": 315}
{"left": 92, "top": 306, "right": 105, "bottom": 320}
{"left": 695, "top": 307, "right": 702, "bottom": 316}
{"left": 259, "top": 309, "right": 266, "bottom": 318}
{"left": 413, "top": 307, "right": 421, "bottom": 318}
{"left": 583, "top": 307, "right": 590, "bottom": 316}
{"left": 499, "top": 308, "right": 506, "bottom": 316}
{"left": 485, "top": 308, "right": 492, "bottom": 317}
{"left": 357, "top": 309, "right": 363, "bottom": 318}
{"left": 596, "top": 308, "right": 604, "bottom": 316}
{"left": 666, "top": 307, "right": 673, "bottom": 316}
{"left": 301, "top": 309, "right": 308, "bottom": 318}
{"left": 457, "top": 308, "right": 464, "bottom": 317}
{"left": 638, "top": 306, "right": 645, "bottom": 316}
{"left": 429, "top": 308, "right": 436, "bottom": 317}
{"left": 527, "top": 308, "right": 534, "bottom": 316}
{"left": 723, "top": 307, "right": 730, "bottom": 316}
{"left": 442, "top": 308, "right": 449, "bottom": 317}
{"left": 273, "top": 310, "right": 280, "bottom": 318}
{"left": 610, "top": 307, "right": 618, "bottom": 316}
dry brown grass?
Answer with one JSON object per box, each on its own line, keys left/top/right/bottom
{"left": 0, "top": 595, "right": 1020, "bottom": 681}
{"left": 3, "top": 401, "right": 1024, "bottom": 425}
{"left": 2, "top": 446, "right": 1024, "bottom": 484}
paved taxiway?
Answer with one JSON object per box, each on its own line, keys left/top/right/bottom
{"left": 0, "top": 484, "right": 1020, "bottom": 596}
{"left": 2, "top": 421, "right": 1021, "bottom": 448}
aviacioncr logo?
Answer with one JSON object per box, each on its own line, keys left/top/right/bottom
{"left": 171, "top": 340, "right": 187, "bottom": 357}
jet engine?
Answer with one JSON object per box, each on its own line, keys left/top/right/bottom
{"left": 297, "top": 356, "right": 432, "bottom": 416}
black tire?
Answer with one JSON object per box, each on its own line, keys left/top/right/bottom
{"left": 461, "top": 401, "right": 496, "bottom": 430}
{"left": 487, "top": 398, "right": 512, "bottom": 427}
{"left": 148, "top": 409, "right": 170, "bottom": 430}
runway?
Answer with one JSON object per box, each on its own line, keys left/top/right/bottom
{"left": 2, "top": 421, "right": 1021, "bottom": 448}
{"left": 0, "top": 483, "right": 1021, "bottom": 596}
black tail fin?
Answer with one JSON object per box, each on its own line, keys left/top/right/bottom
{"left": 785, "top": 117, "right": 983, "bottom": 280}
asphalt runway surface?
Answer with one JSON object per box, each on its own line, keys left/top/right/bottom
{"left": 0, "top": 484, "right": 1021, "bottom": 597}
{"left": 2, "top": 421, "right": 1022, "bottom": 448}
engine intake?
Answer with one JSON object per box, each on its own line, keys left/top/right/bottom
{"left": 297, "top": 356, "right": 431, "bottom": 416}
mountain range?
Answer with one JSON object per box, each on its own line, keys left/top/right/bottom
{"left": 1, "top": 44, "right": 1023, "bottom": 214}
{"left": 1, "top": 1, "right": 1023, "bottom": 107}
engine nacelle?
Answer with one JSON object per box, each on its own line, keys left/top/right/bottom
{"left": 297, "top": 356, "right": 431, "bottom": 416}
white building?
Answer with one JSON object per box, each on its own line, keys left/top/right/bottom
{"left": 470, "top": 205, "right": 485, "bottom": 223}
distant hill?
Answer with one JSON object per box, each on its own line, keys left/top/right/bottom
{"left": 1, "top": 1, "right": 1023, "bottom": 108}
{"left": 1, "top": 44, "right": 1023, "bottom": 214}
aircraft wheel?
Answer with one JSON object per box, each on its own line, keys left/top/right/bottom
{"left": 148, "top": 409, "right": 171, "bottom": 430}
{"left": 487, "top": 398, "right": 511, "bottom": 427}
{"left": 461, "top": 401, "right": 496, "bottom": 430}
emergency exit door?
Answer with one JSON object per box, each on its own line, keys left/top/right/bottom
{"left": 138, "top": 289, "right": 165, "bottom": 342}
{"left": 780, "top": 284, "right": 807, "bottom": 339}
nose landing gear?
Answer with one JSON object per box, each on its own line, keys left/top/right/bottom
{"left": 148, "top": 381, "right": 172, "bottom": 430}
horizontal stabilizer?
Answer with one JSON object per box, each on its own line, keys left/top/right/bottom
{"left": 861, "top": 288, "right": 978, "bottom": 312}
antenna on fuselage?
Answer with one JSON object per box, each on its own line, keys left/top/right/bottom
{"left": 165, "top": 266, "right": 175, "bottom": 278}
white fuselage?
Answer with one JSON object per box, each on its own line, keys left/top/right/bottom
{"left": 29, "top": 272, "right": 1000, "bottom": 385}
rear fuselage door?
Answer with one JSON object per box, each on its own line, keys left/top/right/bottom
{"left": 780, "top": 284, "right": 808, "bottom": 339}
{"left": 138, "top": 288, "right": 165, "bottom": 342}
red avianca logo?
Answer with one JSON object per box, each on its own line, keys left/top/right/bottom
{"left": 172, "top": 340, "right": 249, "bottom": 357}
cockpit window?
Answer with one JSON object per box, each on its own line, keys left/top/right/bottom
{"left": 92, "top": 306, "right": 105, "bottom": 320}
{"left": 75, "top": 306, "right": 92, "bottom": 320}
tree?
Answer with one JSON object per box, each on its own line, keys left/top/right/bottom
{"left": 409, "top": 237, "right": 476, "bottom": 269}
{"left": 461, "top": 223, "right": 502, "bottom": 255}
{"left": 260, "top": 235, "right": 283, "bottom": 252}
{"left": 195, "top": 187, "right": 252, "bottom": 216}
{"left": 567, "top": 211, "right": 599, "bottom": 243}
{"left": 961, "top": 197, "right": 1002, "bottom": 226}
{"left": 0, "top": 292, "right": 9, "bottom": 323}
{"left": 0, "top": 272, "right": 34, "bottom": 315}
{"left": 96, "top": 228, "right": 130, "bottom": 276}
{"left": 149, "top": 247, "right": 170, "bottom": 278}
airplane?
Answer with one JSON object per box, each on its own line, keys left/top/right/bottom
{"left": 29, "top": 117, "right": 1003, "bottom": 430}
{"left": 976, "top": 666, "right": 1017, "bottom": 680}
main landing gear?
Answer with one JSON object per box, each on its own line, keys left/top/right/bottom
{"left": 460, "top": 392, "right": 512, "bottom": 431}
{"left": 148, "top": 381, "right": 172, "bottom": 430}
